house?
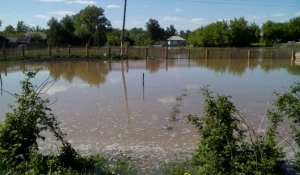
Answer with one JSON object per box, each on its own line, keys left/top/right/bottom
{"left": 167, "top": 36, "right": 185, "bottom": 46}
{"left": 0, "top": 36, "right": 9, "bottom": 46}
{"left": 8, "top": 36, "right": 33, "bottom": 45}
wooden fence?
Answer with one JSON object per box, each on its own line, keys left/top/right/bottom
{"left": 0, "top": 45, "right": 298, "bottom": 61}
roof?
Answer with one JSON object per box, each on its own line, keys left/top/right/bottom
{"left": 0, "top": 36, "right": 9, "bottom": 41}
{"left": 8, "top": 37, "right": 32, "bottom": 44}
{"left": 167, "top": 36, "right": 185, "bottom": 41}
{"left": 25, "top": 32, "right": 47, "bottom": 40}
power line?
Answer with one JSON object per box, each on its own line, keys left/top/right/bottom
{"left": 183, "top": 0, "right": 300, "bottom": 7}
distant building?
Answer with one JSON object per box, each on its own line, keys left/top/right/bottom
{"left": 0, "top": 36, "right": 9, "bottom": 46}
{"left": 167, "top": 36, "right": 185, "bottom": 46}
{"left": 8, "top": 36, "right": 33, "bottom": 45}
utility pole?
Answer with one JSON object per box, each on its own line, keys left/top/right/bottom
{"left": 120, "top": 0, "right": 127, "bottom": 56}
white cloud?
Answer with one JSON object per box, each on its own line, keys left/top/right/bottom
{"left": 50, "top": 11, "right": 75, "bottom": 16}
{"left": 296, "top": 12, "right": 300, "bottom": 16}
{"left": 44, "top": 85, "right": 69, "bottom": 96}
{"left": 34, "top": 15, "right": 51, "bottom": 21}
{"left": 190, "top": 18, "right": 206, "bottom": 24}
{"left": 272, "top": 13, "right": 285, "bottom": 17}
{"left": 107, "top": 4, "right": 121, "bottom": 8}
{"left": 157, "top": 97, "right": 177, "bottom": 104}
{"left": 175, "top": 8, "right": 184, "bottom": 12}
{"left": 40, "top": 0, "right": 66, "bottom": 2}
{"left": 217, "top": 18, "right": 229, "bottom": 22}
{"left": 160, "top": 16, "right": 185, "bottom": 22}
{"left": 66, "top": 0, "right": 96, "bottom": 4}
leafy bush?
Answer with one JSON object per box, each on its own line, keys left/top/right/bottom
{"left": 186, "top": 87, "right": 285, "bottom": 174}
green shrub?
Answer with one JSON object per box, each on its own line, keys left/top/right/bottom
{"left": 186, "top": 87, "right": 285, "bottom": 174}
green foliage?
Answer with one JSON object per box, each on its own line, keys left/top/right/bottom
{"left": 187, "top": 17, "right": 260, "bottom": 47}
{"left": 186, "top": 88, "right": 285, "bottom": 174}
{"left": 146, "top": 19, "right": 165, "bottom": 42}
{"left": 275, "top": 82, "right": 300, "bottom": 171}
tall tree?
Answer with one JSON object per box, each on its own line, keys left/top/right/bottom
{"left": 145, "top": 19, "right": 164, "bottom": 42}
{"left": 165, "top": 25, "right": 178, "bottom": 39}
{"left": 3, "top": 25, "right": 16, "bottom": 36}
{"left": 73, "top": 5, "right": 110, "bottom": 45}
{"left": 16, "top": 21, "right": 29, "bottom": 33}
{"left": 47, "top": 17, "right": 63, "bottom": 45}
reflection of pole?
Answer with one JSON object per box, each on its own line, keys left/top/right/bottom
{"left": 121, "top": 62, "right": 130, "bottom": 122}
{"left": 0, "top": 73, "right": 2, "bottom": 96}
{"left": 143, "top": 73, "right": 145, "bottom": 101}
{"left": 166, "top": 58, "right": 168, "bottom": 71}
{"left": 120, "top": 0, "right": 127, "bottom": 56}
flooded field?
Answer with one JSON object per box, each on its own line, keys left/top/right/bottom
{"left": 0, "top": 58, "right": 299, "bottom": 171}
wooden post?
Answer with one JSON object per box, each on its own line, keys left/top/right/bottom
{"left": 166, "top": 57, "right": 169, "bottom": 71}
{"left": 86, "top": 43, "right": 89, "bottom": 57}
{"left": 68, "top": 45, "right": 71, "bottom": 57}
{"left": 108, "top": 47, "right": 111, "bottom": 58}
{"left": 48, "top": 46, "right": 52, "bottom": 57}
{"left": 229, "top": 51, "right": 232, "bottom": 59}
{"left": 291, "top": 50, "right": 295, "bottom": 63}
{"left": 145, "top": 48, "right": 148, "bottom": 59}
{"left": 205, "top": 49, "right": 209, "bottom": 59}
{"left": 248, "top": 49, "right": 251, "bottom": 60}
{"left": 188, "top": 50, "right": 190, "bottom": 59}
{"left": 21, "top": 44, "right": 25, "bottom": 57}
{"left": 165, "top": 46, "right": 168, "bottom": 59}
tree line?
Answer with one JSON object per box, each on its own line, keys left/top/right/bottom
{"left": 0, "top": 5, "right": 299, "bottom": 47}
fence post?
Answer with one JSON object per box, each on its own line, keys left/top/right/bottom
{"left": 188, "top": 50, "right": 190, "bottom": 59}
{"left": 291, "top": 50, "right": 295, "bottom": 63}
{"left": 48, "top": 46, "right": 52, "bottom": 57}
{"left": 86, "top": 43, "right": 89, "bottom": 57}
{"left": 145, "top": 48, "right": 148, "bottom": 59}
{"left": 21, "top": 44, "right": 25, "bottom": 57}
{"left": 165, "top": 46, "right": 168, "bottom": 59}
{"left": 108, "top": 47, "right": 111, "bottom": 58}
{"left": 248, "top": 49, "right": 251, "bottom": 60}
{"left": 68, "top": 45, "right": 71, "bottom": 57}
{"left": 205, "top": 49, "right": 209, "bottom": 59}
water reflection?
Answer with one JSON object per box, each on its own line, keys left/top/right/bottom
{"left": 0, "top": 59, "right": 299, "bottom": 85}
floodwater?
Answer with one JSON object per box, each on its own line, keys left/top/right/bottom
{"left": 0, "top": 58, "right": 299, "bottom": 157}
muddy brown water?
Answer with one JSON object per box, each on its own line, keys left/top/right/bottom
{"left": 0, "top": 58, "right": 299, "bottom": 172}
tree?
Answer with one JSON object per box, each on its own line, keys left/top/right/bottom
{"left": 0, "top": 20, "right": 2, "bottom": 29}
{"left": 179, "top": 30, "right": 191, "bottom": 39}
{"left": 165, "top": 25, "right": 178, "bottom": 39}
{"left": 73, "top": 5, "right": 111, "bottom": 45}
{"left": 3, "top": 25, "right": 16, "bottom": 36}
{"left": 128, "top": 27, "right": 148, "bottom": 45}
{"left": 145, "top": 19, "right": 165, "bottom": 42}
{"left": 16, "top": 21, "right": 29, "bottom": 33}
{"left": 47, "top": 17, "right": 63, "bottom": 45}
{"left": 229, "top": 17, "right": 253, "bottom": 47}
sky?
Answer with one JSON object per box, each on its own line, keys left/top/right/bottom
{"left": 0, "top": 0, "right": 300, "bottom": 31}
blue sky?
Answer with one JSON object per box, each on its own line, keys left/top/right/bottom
{"left": 0, "top": 0, "right": 300, "bottom": 31}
